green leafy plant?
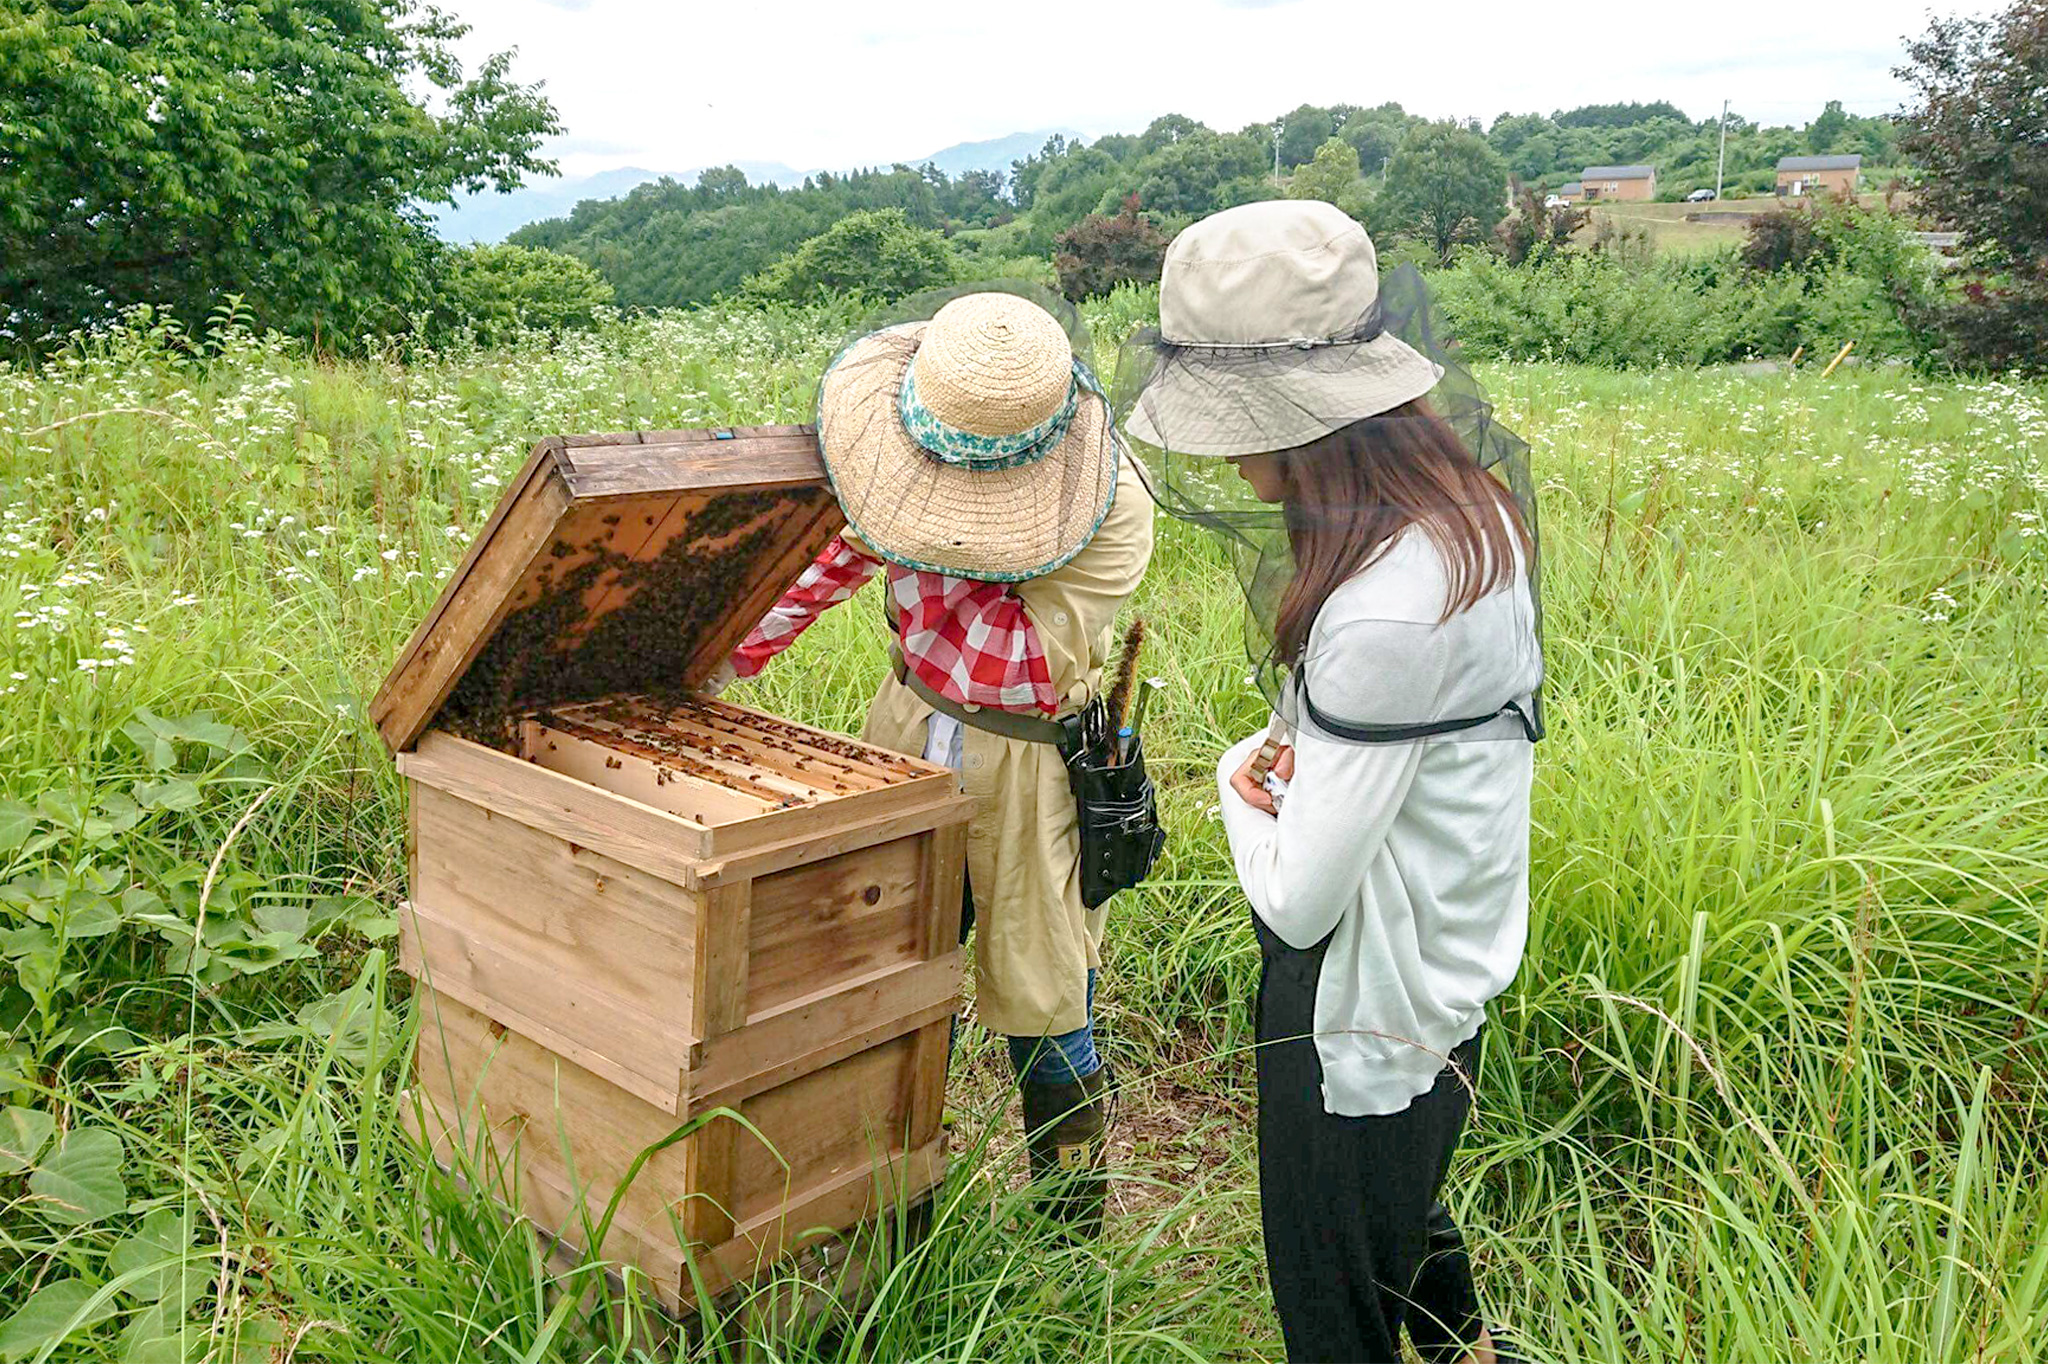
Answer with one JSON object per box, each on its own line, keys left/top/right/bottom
{"left": 0, "top": 0, "right": 559, "bottom": 348}
{"left": 432, "top": 243, "right": 615, "bottom": 346}
{"left": 745, "top": 209, "right": 959, "bottom": 305}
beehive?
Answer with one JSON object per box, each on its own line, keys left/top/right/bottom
{"left": 371, "top": 425, "right": 974, "bottom": 1311}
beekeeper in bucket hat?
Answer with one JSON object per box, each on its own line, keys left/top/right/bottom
{"left": 724, "top": 285, "right": 1155, "bottom": 1236}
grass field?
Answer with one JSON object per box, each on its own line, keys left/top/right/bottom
{"left": 1581, "top": 195, "right": 1900, "bottom": 256}
{"left": 0, "top": 303, "right": 2044, "bottom": 1362}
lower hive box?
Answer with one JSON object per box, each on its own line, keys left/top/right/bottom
{"left": 397, "top": 696, "right": 971, "bottom": 1309}
{"left": 371, "top": 428, "right": 975, "bottom": 1311}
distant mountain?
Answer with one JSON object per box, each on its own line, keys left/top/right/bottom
{"left": 426, "top": 129, "right": 1083, "bottom": 244}
{"left": 427, "top": 160, "right": 808, "bottom": 244}
{"left": 901, "top": 128, "right": 1084, "bottom": 179}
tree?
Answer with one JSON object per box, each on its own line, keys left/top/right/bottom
{"left": 1288, "top": 138, "right": 1365, "bottom": 211}
{"left": 1381, "top": 123, "right": 1511, "bottom": 264}
{"left": 745, "top": 209, "right": 958, "bottom": 304}
{"left": 1276, "top": 104, "right": 1339, "bottom": 169}
{"left": 1807, "top": 100, "right": 1850, "bottom": 153}
{"left": 696, "top": 166, "right": 751, "bottom": 199}
{"left": 1137, "top": 114, "right": 1208, "bottom": 155}
{"left": 1126, "top": 131, "right": 1271, "bottom": 219}
{"left": 1553, "top": 100, "right": 1691, "bottom": 129}
{"left": 1896, "top": 0, "right": 2048, "bottom": 370}
{"left": 0, "top": 0, "right": 558, "bottom": 348}
{"left": 433, "top": 244, "right": 613, "bottom": 345}
{"left": 1053, "top": 196, "right": 1170, "bottom": 301}
{"left": 1338, "top": 104, "right": 1420, "bottom": 177}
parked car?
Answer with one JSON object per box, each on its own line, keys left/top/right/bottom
{"left": 1685, "top": 188, "right": 1718, "bottom": 203}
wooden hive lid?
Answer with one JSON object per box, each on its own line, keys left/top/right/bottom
{"left": 370, "top": 425, "right": 844, "bottom": 754}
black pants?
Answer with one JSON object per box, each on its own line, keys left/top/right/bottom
{"left": 1255, "top": 916, "right": 1484, "bottom": 1364}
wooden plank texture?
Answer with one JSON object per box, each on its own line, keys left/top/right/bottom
{"left": 520, "top": 717, "right": 773, "bottom": 827}
{"left": 745, "top": 834, "right": 928, "bottom": 1016}
{"left": 556, "top": 427, "right": 826, "bottom": 502}
{"left": 372, "top": 458, "right": 572, "bottom": 752}
{"left": 371, "top": 425, "right": 841, "bottom": 752}
{"left": 686, "top": 954, "right": 962, "bottom": 1114}
{"left": 695, "top": 791, "right": 977, "bottom": 889}
{"left": 726, "top": 1031, "right": 919, "bottom": 1223}
{"left": 407, "top": 987, "right": 942, "bottom": 1296}
{"left": 401, "top": 731, "right": 713, "bottom": 874}
{"left": 402, "top": 903, "right": 691, "bottom": 1113}
{"left": 409, "top": 989, "right": 697, "bottom": 1233}
{"left": 409, "top": 783, "right": 696, "bottom": 1029}
{"left": 692, "top": 882, "right": 753, "bottom": 1041}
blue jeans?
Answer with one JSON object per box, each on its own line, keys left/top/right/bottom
{"left": 1007, "top": 968, "right": 1101, "bottom": 1086}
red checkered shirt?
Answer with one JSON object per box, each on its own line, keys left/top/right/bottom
{"left": 729, "top": 535, "right": 1056, "bottom": 714}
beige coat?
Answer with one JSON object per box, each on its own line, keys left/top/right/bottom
{"left": 856, "top": 456, "right": 1155, "bottom": 1038}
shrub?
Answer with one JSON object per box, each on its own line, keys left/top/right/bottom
{"left": 1741, "top": 210, "right": 1831, "bottom": 274}
{"left": 1430, "top": 249, "right": 1864, "bottom": 367}
{"left": 1496, "top": 179, "right": 1587, "bottom": 266}
{"left": 433, "top": 244, "right": 614, "bottom": 345}
{"left": 746, "top": 209, "right": 958, "bottom": 305}
{"left": 954, "top": 252, "right": 1059, "bottom": 291}
{"left": 1053, "top": 197, "right": 1170, "bottom": 302}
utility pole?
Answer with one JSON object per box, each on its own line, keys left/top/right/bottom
{"left": 1274, "top": 120, "right": 1283, "bottom": 182}
{"left": 1715, "top": 99, "right": 1730, "bottom": 201}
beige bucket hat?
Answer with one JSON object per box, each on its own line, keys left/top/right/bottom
{"left": 816, "top": 291, "right": 1120, "bottom": 582}
{"left": 1122, "top": 200, "right": 1444, "bottom": 458}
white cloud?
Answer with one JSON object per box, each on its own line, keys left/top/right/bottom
{"left": 442, "top": 0, "right": 1994, "bottom": 180}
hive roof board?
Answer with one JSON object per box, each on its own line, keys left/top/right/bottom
{"left": 1581, "top": 165, "right": 1655, "bottom": 180}
{"left": 370, "top": 424, "right": 845, "bottom": 754}
{"left": 1778, "top": 154, "right": 1863, "bottom": 172}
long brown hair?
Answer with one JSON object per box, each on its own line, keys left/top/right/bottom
{"left": 1272, "top": 398, "right": 1531, "bottom": 664}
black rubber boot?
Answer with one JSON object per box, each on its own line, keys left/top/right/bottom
{"left": 1021, "top": 1065, "right": 1113, "bottom": 1239}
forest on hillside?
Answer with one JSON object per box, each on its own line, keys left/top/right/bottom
{"left": 510, "top": 99, "right": 1903, "bottom": 309}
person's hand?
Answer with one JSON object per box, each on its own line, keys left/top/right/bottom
{"left": 701, "top": 660, "right": 739, "bottom": 697}
{"left": 1229, "top": 742, "right": 1294, "bottom": 816}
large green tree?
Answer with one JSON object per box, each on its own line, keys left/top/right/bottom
{"left": 1381, "top": 122, "right": 1510, "bottom": 263}
{"left": 1125, "top": 130, "right": 1271, "bottom": 220}
{"left": 744, "top": 209, "right": 957, "bottom": 305}
{"left": 0, "top": 0, "right": 558, "bottom": 347}
{"left": 1288, "top": 137, "right": 1368, "bottom": 218}
{"left": 433, "top": 244, "right": 613, "bottom": 345}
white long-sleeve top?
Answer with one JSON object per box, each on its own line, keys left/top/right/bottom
{"left": 1217, "top": 525, "right": 1542, "bottom": 1116}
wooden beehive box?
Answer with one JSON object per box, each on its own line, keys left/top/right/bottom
{"left": 370, "top": 425, "right": 974, "bottom": 1312}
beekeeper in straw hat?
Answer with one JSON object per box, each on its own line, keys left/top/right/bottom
{"left": 724, "top": 286, "right": 1154, "bottom": 1235}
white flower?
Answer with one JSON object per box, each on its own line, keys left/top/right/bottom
{"left": 380, "top": 548, "right": 401, "bottom": 562}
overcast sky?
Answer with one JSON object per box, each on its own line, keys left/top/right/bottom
{"left": 439, "top": 0, "right": 1983, "bottom": 179}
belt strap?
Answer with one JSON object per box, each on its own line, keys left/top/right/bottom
{"left": 890, "top": 645, "right": 1067, "bottom": 745}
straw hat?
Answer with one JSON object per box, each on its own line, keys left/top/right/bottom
{"left": 816, "top": 292, "right": 1120, "bottom": 582}
{"left": 1123, "top": 200, "right": 1445, "bottom": 459}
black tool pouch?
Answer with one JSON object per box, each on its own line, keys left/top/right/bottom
{"left": 1058, "top": 704, "right": 1167, "bottom": 910}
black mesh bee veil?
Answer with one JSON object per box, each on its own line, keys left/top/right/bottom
{"left": 1113, "top": 264, "right": 1545, "bottom": 743}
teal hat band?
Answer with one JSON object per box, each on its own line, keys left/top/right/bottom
{"left": 897, "top": 357, "right": 1089, "bottom": 471}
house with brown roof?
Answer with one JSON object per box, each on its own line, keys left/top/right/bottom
{"left": 1579, "top": 165, "right": 1656, "bottom": 202}
{"left": 1777, "top": 154, "right": 1861, "bottom": 198}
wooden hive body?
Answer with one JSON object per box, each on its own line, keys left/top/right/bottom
{"left": 372, "top": 426, "right": 973, "bottom": 1311}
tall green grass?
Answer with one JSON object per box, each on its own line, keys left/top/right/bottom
{"left": 0, "top": 306, "right": 2043, "bottom": 1361}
